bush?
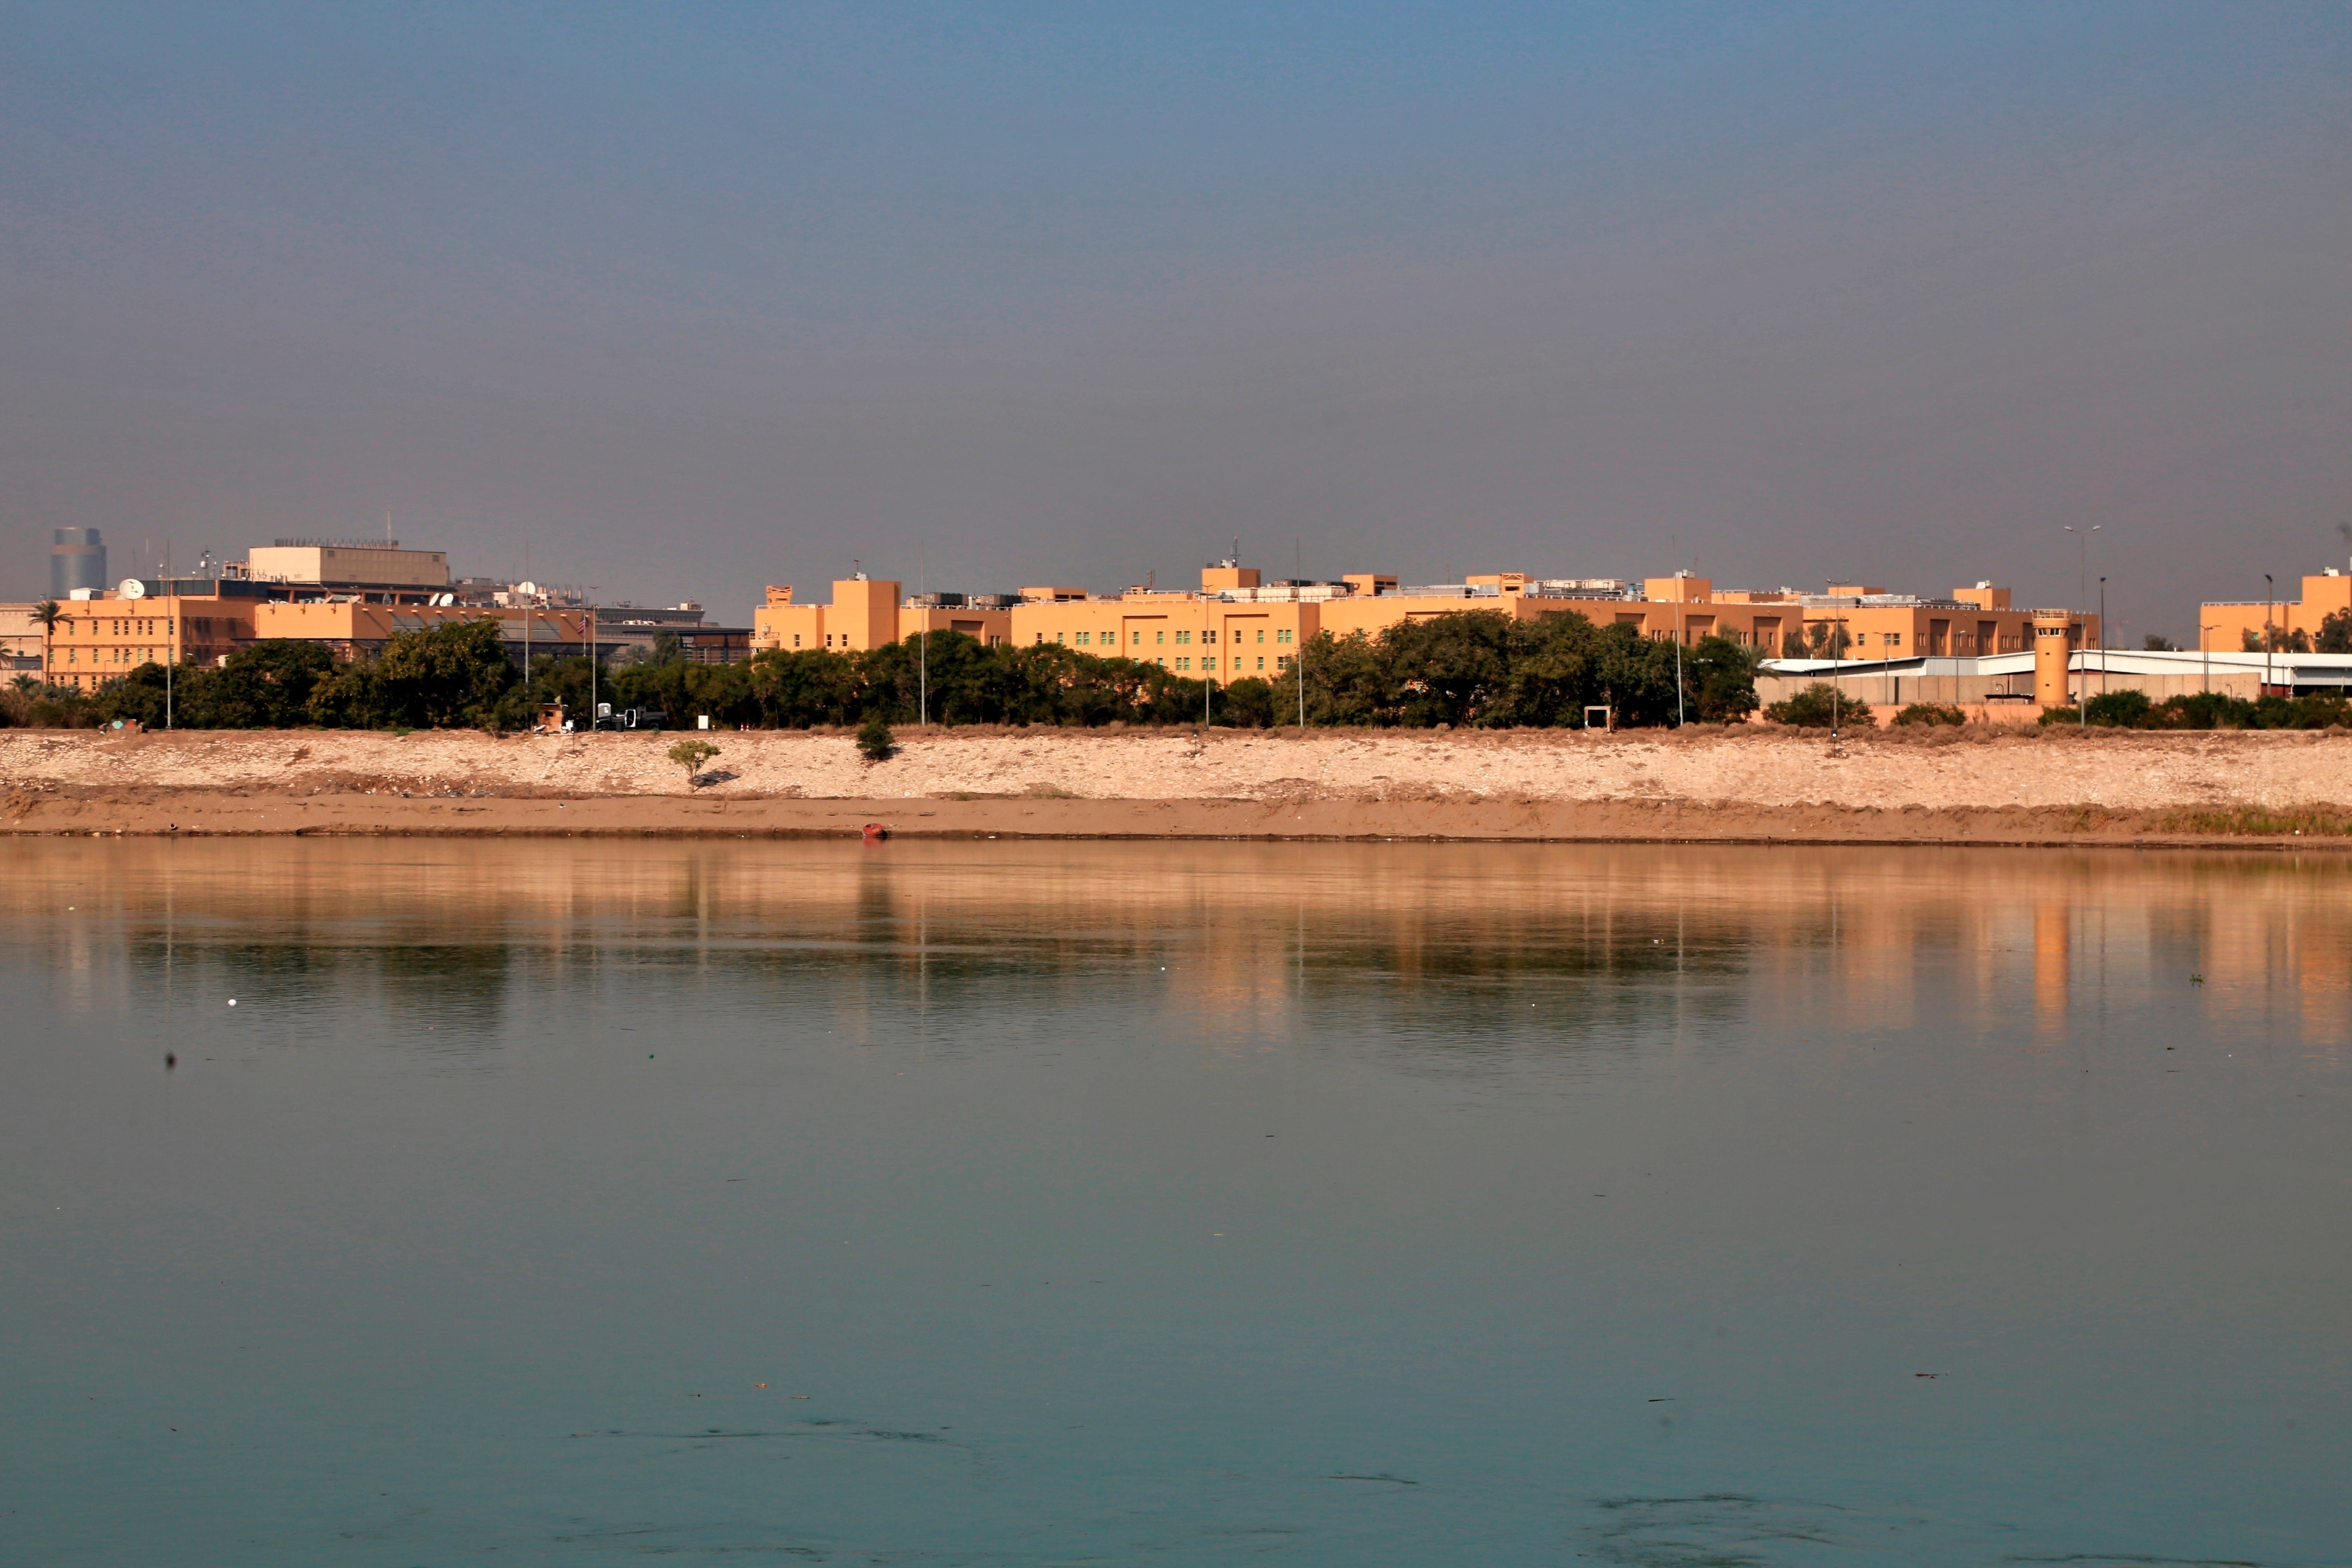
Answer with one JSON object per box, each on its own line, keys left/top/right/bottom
{"left": 667, "top": 737, "right": 720, "bottom": 787}
{"left": 1764, "top": 683, "right": 1871, "bottom": 728}
{"left": 1893, "top": 702, "right": 1965, "bottom": 727}
{"left": 2082, "top": 689, "right": 2153, "bottom": 727}
{"left": 855, "top": 714, "right": 894, "bottom": 760}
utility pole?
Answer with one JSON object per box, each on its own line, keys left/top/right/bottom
{"left": 164, "top": 541, "right": 173, "bottom": 731}
{"left": 2064, "top": 525, "right": 2099, "bottom": 722}
{"left": 1674, "top": 577, "right": 1685, "bottom": 728}
{"left": 2199, "top": 623, "right": 2218, "bottom": 695}
{"left": 2098, "top": 577, "right": 2107, "bottom": 705}
{"left": 2265, "top": 573, "right": 2275, "bottom": 696}
{"left": 588, "top": 586, "right": 601, "bottom": 730}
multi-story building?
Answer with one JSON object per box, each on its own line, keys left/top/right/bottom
{"left": 0, "top": 603, "right": 47, "bottom": 673}
{"left": 50, "top": 528, "right": 108, "bottom": 599}
{"left": 753, "top": 578, "right": 1018, "bottom": 653}
{"left": 2199, "top": 564, "right": 2352, "bottom": 651}
{"left": 240, "top": 539, "right": 452, "bottom": 601}
{"left": 38, "top": 579, "right": 273, "bottom": 693}
{"left": 748, "top": 561, "right": 2091, "bottom": 680}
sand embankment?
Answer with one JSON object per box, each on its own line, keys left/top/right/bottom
{"left": 2, "top": 726, "right": 2348, "bottom": 845}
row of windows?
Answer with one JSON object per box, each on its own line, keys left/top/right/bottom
{"left": 1039, "top": 626, "right": 1297, "bottom": 648}
{"left": 59, "top": 646, "right": 171, "bottom": 665}
{"left": 59, "top": 619, "right": 176, "bottom": 637}
{"left": 1166, "top": 655, "right": 1291, "bottom": 673}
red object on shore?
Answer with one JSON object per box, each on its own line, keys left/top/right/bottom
{"left": 861, "top": 822, "right": 889, "bottom": 842}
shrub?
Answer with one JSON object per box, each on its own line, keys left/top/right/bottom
{"left": 1893, "top": 702, "right": 1965, "bottom": 727}
{"left": 2083, "top": 689, "right": 2153, "bottom": 727}
{"left": 1764, "top": 683, "right": 1871, "bottom": 728}
{"left": 667, "top": 737, "right": 720, "bottom": 788}
{"left": 855, "top": 714, "right": 894, "bottom": 760}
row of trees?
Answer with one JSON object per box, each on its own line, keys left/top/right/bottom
{"left": 2053, "top": 689, "right": 2352, "bottom": 730}
{"left": 2242, "top": 609, "right": 2352, "bottom": 654}
{"left": 4, "top": 610, "right": 1765, "bottom": 731}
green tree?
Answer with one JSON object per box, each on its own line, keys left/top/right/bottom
{"left": 1892, "top": 702, "right": 1965, "bottom": 726}
{"left": 1686, "top": 633, "right": 1760, "bottom": 724}
{"left": 856, "top": 714, "right": 894, "bottom": 760}
{"left": 2083, "top": 689, "right": 2154, "bottom": 727}
{"left": 1764, "top": 682, "right": 1873, "bottom": 728}
{"left": 1215, "top": 676, "right": 1276, "bottom": 727}
{"left": 189, "top": 640, "right": 336, "bottom": 728}
{"left": 2315, "top": 609, "right": 2352, "bottom": 655}
{"left": 2142, "top": 633, "right": 2181, "bottom": 651}
{"left": 667, "top": 737, "right": 720, "bottom": 788}
{"left": 30, "top": 601, "right": 65, "bottom": 686}
{"left": 372, "top": 619, "right": 517, "bottom": 728}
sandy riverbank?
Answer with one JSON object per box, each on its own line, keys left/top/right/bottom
{"left": 2, "top": 726, "right": 2348, "bottom": 845}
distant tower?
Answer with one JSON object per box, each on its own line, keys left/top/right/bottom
{"left": 50, "top": 528, "right": 107, "bottom": 597}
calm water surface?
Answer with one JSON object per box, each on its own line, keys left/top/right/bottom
{"left": 2, "top": 840, "right": 2346, "bottom": 1566}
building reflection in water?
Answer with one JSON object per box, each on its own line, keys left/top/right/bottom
{"left": 5, "top": 840, "right": 2348, "bottom": 1074}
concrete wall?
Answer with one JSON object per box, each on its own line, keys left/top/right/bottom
{"left": 1756, "top": 665, "right": 2263, "bottom": 719}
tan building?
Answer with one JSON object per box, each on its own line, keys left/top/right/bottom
{"left": 0, "top": 603, "right": 46, "bottom": 673}
{"left": 1010, "top": 567, "right": 1316, "bottom": 682}
{"left": 753, "top": 579, "right": 1016, "bottom": 653}
{"left": 2200, "top": 566, "right": 2352, "bottom": 651}
{"left": 744, "top": 561, "right": 2095, "bottom": 684}
{"left": 38, "top": 588, "right": 265, "bottom": 692}
{"left": 243, "top": 541, "right": 452, "bottom": 592}
{"left": 253, "top": 601, "right": 591, "bottom": 658}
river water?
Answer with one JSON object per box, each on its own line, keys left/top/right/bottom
{"left": 2, "top": 839, "right": 2345, "bottom": 1566}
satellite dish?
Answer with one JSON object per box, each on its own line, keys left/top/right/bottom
{"left": 119, "top": 578, "right": 147, "bottom": 600}
{"left": 516, "top": 580, "right": 539, "bottom": 599}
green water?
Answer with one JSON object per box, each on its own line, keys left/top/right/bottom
{"left": 2, "top": 840, "right": 2345, "bottom": 1565}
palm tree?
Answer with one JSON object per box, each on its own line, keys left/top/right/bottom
{"left": 30, "top": 601, "right": 65, "bottom": 690}
{"left": 10, "top": 674, "right": 37, "bottom": 695}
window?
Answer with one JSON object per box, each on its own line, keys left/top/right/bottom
{"left": 1203, "top": 657, "right": 1216, "bottom": 670}
{"left": 1276, "top": 655, "right": 1290, "bottom": 671}
{"left": 1056, "top": 631, "right": 1065, "bottom": 644}
{"left": 1076, "top": 631, "right": 1089, "bottom": 646}
{"left": 1176, "top": 630, "right": 1190, "bottom": 644}
{"left": 1256, "top": 628, "right": 1265, "bottom": 643}
{"left": 1176, "top": 657, "right": 1190, "bottom": 670}
{"left": 1204, "top": 629, "right": 1216, "bottom": 643}
{"left": 1155, "top": 630, "right": 1165, "bottom": 645}
{"left": 1256, "top": 657, "right": 1264, "bottom": 670}
{"left": 1276, "top": 628, "right": 1292, "bottom": 644}
{"left": 793, "top": 634, "right": 801, "bottom": 647}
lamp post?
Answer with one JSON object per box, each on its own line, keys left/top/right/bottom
{"left": 2265, "top": 573, "right": 2275, "bottom": 696}
{"left": 2063, "top": 524, "right": 2099, "bottom": 724}
{"left": 2199, "top": 623, "right": 2218, "bottom": 695}
{"left": 587, "top": 585, "right": 602, "bottom": 730}
{"left": 2098, "top": 576, "right": 2107, "bottom": 705}
{"left": 1674, "top": 578, "right": 1685, "bottom": 728}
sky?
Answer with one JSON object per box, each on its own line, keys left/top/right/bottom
{"left": 2, "top": 2, "right": 2347, "bottom": 640}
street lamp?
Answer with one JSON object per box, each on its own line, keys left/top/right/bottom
{"left": 2199, "top": 623, "right": 2219, "bottom": 695}
{"left": 2264, "top": 573, "right": 2275, "bottom": 696}
{"left": 2098, "top": 575, "right": 2107, "bottom": 705}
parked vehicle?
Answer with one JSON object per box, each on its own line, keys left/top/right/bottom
{"left": 591, "top": 703, "right": 669, "bottom": 731}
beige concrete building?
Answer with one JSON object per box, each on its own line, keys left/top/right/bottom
{"left": 0, "top": 604, "right": 47, "bottom": 673}
{"left": 243, "top": 541, "right": 451, "bottom": 591}
{"left": 38, "top": 589, "right": 265, "bottom": 692}
{"left": 753, "top": 579, "right": 1017, "bottom": 653}
{"left": 2200, "top": 565, "right": 2352, "bottom": 651}
{"left": 252, "top": 601, "right": 592, "bottom": 659}
{"left": 745, "top": 560, "right": 2096, "bottom": 686}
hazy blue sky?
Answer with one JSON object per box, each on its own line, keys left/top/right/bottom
{"left": 4, "top": 2, "right": 2346, "bottom": 637}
